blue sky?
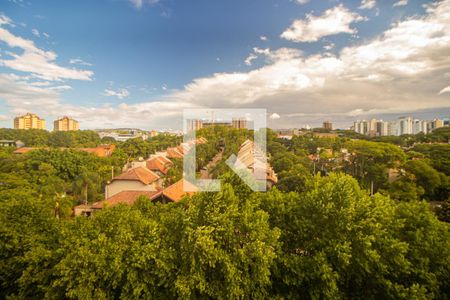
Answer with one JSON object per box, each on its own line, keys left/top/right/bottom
{"left": 0, "top": 0, "right": 449, "bottom": 129}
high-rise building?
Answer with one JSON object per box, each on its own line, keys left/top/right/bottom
{"left": 53, "top": 116, "right": 79, "bottom": 131}
{"left": 376, "top": 120, "right": 389, "bottom": 136}
{"left": 232, "top": 118, "right": 247, "bottom": 129}
{"left": 388, "top": 121, "right": 399, "bottom": 136}
{"left": 187, "top": 119, "right": 203, "bottom": 132}
{"left": 323, "top": 121, "right": 333, "bottom": 130}
{"left": 14, "top": 113, "right": 46, "bottom": 130}
{"left": 398, "top": 116, "right": 413, "bottom": 135}
{"left": 354, "top": 120, "right": 369, "bottom": 135}
{"left": 428, "top": 119, "right": 444, "bottom": 132}
{"left": 413, "top": 119, "right": 427, "bottom": 134}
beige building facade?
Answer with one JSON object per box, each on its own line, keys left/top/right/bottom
{"left": 54, "top": 116, "right": 79, "bottom": 131}
{"left": 14, "top": 113, "right": 46, "bottom": 130}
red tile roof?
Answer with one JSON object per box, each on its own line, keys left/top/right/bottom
{"left": 13, "top": 147, "right": 37, "bottom": 154}
{"left": 163, "top": 179, "right": 199, "bottom": 202}
{"left": 91, "top": 190, "right": 162, "bottom": 209}
{"left": 156, "top": 155, "right": 172, "bottom": 164}
{"left": 113, "top": 166, "right": 160, "bottom": 185}
{"left": 166, "top": 147, "right": 184, "bottom": 159}
{"left": 146, "top": 156, "right": 172, "bottom": 174}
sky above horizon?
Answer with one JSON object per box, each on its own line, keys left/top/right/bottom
{"left": 0, "top": 0, "right": 449, "bottom": 130}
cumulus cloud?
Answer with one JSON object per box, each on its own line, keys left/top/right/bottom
{"left": 48, "top": 85, "right": 72, "bottom": 91}
{"left": 281, "top": 4, "right": 367, "bottom": 42}
{"left": 130, "top": 0, "right": 159, "bottom": 9}
{"left": 260, "top": 36, "right": 268, "bottom": 41}
{"left": 245, "top": 53, "right": 258, "bottom": 66}
{"left": 323, "top": 43, "right": 335, "bottom": 50}
{"left": 31, "top": 28, "right": 39, "bottom": 37}
{"left": 2, "top": 1, "right": 450, "bottom": 129}
{"left": 393, "top": 0, "right": 408, "bottom": 7}
{"left": 439, "top": 86, "right": 450, "bottom": 95}
{"left": 0, "top": 13, "right": 12, "bottom": 26}
{"left": 103, "top": 88, "right": 130, "bottom": 99}
{"left": 0, "top": 73, "right": 60, "bottom": 111}
{"left": 69, "top": 58, "right": 92, "bottom": 66}
{"left": 269, "top": 113, "right": 280, "bottom": 120}
{"left": 0, "top": 23, "right": 93, "bottom": 81}
{"left": 359, "top": 0, "right": 376, "bottom": 10}
{"left": 296, "top": 0, "right": 309, "bottom": 4}
{"left": 165, "top": 0, "right": 450, "bottom": 127}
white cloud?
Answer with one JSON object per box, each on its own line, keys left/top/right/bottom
{"left": 245, "top": 53, "right": 258, "bottom": 66}
{"left": 359, "top": 0, "right": 376, "bottom": 10}
{"left": 43, "top": 32, "right": 50, "bottom": 38}
{"left": 0, "top": 73, "right": 60, "bottom": 111}
{"left": 1, "top": 1, "right": 450, "bottom": 129}
{"left": 0, "top": 114, "right": 8, "bottom": 121}
{"left": 439, "top": 86, "right": 450, "bottom": 95}
{"left": 0, "top": 13, "right": 13, "bottom": 26}
{"left": 281, "top": 4, "right": 367, "bottom": 42}
{"left": 269, "top": 113, "right": 280, "bottom": 120}
{"left": 0, "top": 20, "right": 93, "bottom": 81}
{"left": 103, "top": 88, "right": 130, "bottom": 99}
{"left": 29, "top": 81, "right": 51, "bottom": 87}
{"left": 246, "top": 47, "right": 303, "bottom": 66}
{"left": 69, "top": 58, "right": 92, "bottom": 66}
{"left": 296, "top": 0, "right": 309, "bottom": 4}
{"left": 129, "top": 0, "right": 159, "bottom": 9}
{"left": 393, "top": 0, "right": 408, "bottom": 7}
{"left": 31, "top": 28, "right": 40, "bottom": 37}
{"left": 48, "top": 85, "right": 72, "bottom": 91}
{"left": 260, "top": 36, "right": 268, "bottom": 41}
{"left": 323, "top": 43, "right": 335, "bottom": 50}
{"left": 164, "top": 0, "right": 450, "bottom": 125}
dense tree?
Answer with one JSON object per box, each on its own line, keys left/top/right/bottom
{"left": 260, "top": 174, "right": 450, "bottom": 299}
{"left": 344, "top": 140, "right": 406, "bottom": 191}
{"left": 412, "top": 144, "right": 450, "bottom": 176}
{"left": 1, "top": 127, "right": 449, "bottom": 299}
{"left": 405, "top": 160, "right": 445, "bottom": 200}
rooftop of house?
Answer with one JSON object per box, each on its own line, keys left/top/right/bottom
{"left": 13, "top": 147, "right": 37, "bottom": 154}
{"left": 163, "top": 179, "right": 199, "bottom": 202}
{"left": 166, "top": 147, "right": 184, "bottom": 159}
{"left": 113, "top": 166, "right": 160, "bottom": 185}
{"left": 91, "top": 190, "right": 162, "bottom": 209}
{"left": 146, "top": 156, "right": 173, "bottom": 174}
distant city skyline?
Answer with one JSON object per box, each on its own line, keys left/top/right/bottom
{"left": 1, "top": 0, "right": 450, "bottom": 130}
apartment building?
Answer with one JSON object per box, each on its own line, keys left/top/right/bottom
{"left": 53, "top": 116, "right": 80, "bottom": 131}
{"left": 14, "top": 113, "right": 46, "bottom": 130}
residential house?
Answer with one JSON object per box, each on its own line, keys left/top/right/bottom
{"left": 235, "top": 139, "right": 278, "bottom": 188}
{"left": 160, "top": 179, "right": 199, "bottom": 203}
{"left": 105, "top": 166, "right": 162, "bottom": 198}
{"left": 0, "top": 140, "right": 25, "bottom": 148}
{"left": 146, "top": 155, "right": 173, "bottom": 176}
{"left": 74, "top": 190, "right": 161, "bottom": 216}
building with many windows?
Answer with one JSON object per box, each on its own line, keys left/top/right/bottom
{"left": 14, "top": 113, "right": 46, "bottom": 130}
{"left": 232, "top": 118, "right": 248, "bottom": 129}
{"left": 323, "top": 121, "right": 333, "bottom": 130}
{"left": 53, "top": 116, "right": 79, "bottom": 131}
{"left": 187, "top": 118, "right": 248, "bottom": 131}
{"left": 354, "top": 117, "right": 444, "bottom": 136}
